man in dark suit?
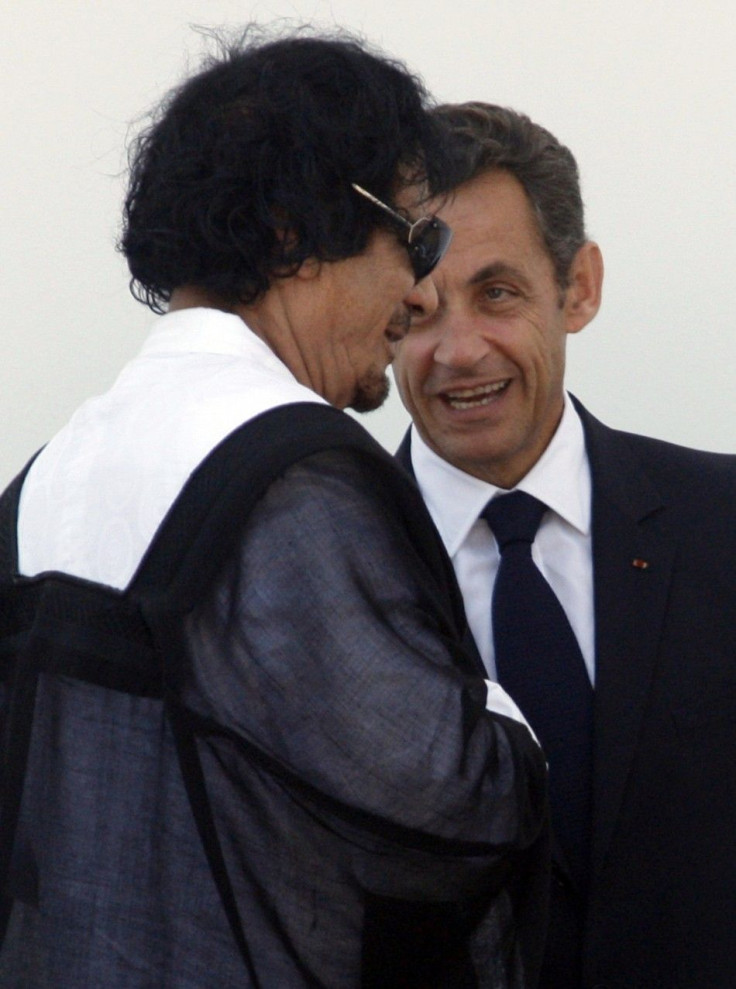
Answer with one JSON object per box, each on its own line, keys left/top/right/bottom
{"left": 393, "top": 102, "right": 736, "bottom": 989}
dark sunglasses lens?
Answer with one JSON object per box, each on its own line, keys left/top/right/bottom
{"left": 407, "top": 218, "right": 452, "bottom": 281}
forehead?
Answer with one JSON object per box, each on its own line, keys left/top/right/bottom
{"left": 433, "top": 169, "right": 550, "bottom": 277}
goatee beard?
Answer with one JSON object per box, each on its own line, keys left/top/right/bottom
{"left": 349, "top": 369, "right": 390, "bottom": 413}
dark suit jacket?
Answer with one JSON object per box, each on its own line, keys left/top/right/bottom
{"left": 398, "top": 397, "right": 736, "bottom": 989}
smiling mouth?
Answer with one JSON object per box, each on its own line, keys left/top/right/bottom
{"left": 443, "top": 380, "right": 510, "bottom": 409}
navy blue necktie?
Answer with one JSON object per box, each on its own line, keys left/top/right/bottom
{"left": 482, "top": 491, "right": 593, "bottom": 890}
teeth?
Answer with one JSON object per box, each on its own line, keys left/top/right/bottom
{"left": 447, "top": 383, "right": 506, "bottom": 399}
{"left": 445, "top": 381, "right": 509, "bottom": 408}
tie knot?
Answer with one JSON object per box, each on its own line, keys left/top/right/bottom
{"left": 481, "top": 490, "right": 547, "bottom": 550}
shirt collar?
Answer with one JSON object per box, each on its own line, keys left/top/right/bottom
{"left": 410, "top": 392, "right": 591, "bottom": 557}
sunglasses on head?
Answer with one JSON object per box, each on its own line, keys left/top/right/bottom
{"left": 351, "top": 183, "right": 452, "bottom": 283}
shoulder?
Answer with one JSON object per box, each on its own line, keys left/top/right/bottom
{"left": 138, "top": 403, "right": 465, "bottom": 630}
{"left": 248, "top": 440, "right": 464, "bottom": 622}
{"left": 574, "top": 397, "right": 736, "bottom": 500}
{"left": 229, "top": 404, "right": 443, "bottom": 551}
{"left": 616, "top": 429, "right": 735, "bottom": 486}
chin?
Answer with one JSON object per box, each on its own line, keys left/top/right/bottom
{"left": 349, "top": 371, "right": 390, "bottom": 413}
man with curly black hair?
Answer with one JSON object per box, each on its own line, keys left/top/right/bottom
{"left": 0, "top": 31, "right": 548, "bottom": 989}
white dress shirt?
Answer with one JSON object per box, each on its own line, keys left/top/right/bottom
{"left": 410, "top": 393, "right": 596, "bottom": 685}
{"left": 18, "top": 308, "right": 325, "bottom": 589}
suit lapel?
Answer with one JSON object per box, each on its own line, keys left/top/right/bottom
{"left": 577, "top": 402, "right": 677, "bottom": 873}
{"left": 395, "top": 430, "right": 412, "bottom": 475}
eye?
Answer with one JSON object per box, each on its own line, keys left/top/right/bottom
{"left": 484, "top": 285, "right": 515, "bottom": 302}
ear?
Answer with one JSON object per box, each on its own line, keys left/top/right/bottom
{"left": 295, "top": 256, "right": 322, "bottom": 281}
{"left": 563, "top": 241, "right": 603, "bottom": 334}
{"left": 271, "top": 214, "right": 321, "bottom": 281}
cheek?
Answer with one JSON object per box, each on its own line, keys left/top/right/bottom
{"left": 543, "top": 331, "right": 567, "bottom": 379}
{"left": 391, "top": 358, "right": 411, "bottom": 403}
{"left": 392, "top": 343, "right": 427, "bottom": 400}
{"left": 520, "top": 320, "right": 566, "bottom": 374}
{"left": 524, "top": 338, "right": 566, "bottom": 413}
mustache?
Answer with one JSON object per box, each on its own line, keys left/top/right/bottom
{"left": 386, "top": 307, "right": 411, "bottom": 337}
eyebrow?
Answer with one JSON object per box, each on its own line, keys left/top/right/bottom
{"left": 468, "top": 262, "right": 527, "bottom": 286}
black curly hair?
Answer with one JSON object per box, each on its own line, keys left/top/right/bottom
{"left": 119, "top": 25, "right": 453, "bottom": 313}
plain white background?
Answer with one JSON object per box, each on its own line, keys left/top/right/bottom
{"left": 2, "top": 0, "right": 734, "bottom": 486}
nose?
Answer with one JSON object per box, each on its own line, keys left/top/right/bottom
{"left": 432, "top": 313, "right": 492, "bottom": 369}
{"left": 404, "top": 274, "right": 439, "bottom": 319}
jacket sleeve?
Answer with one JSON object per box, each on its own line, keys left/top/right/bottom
{"left": 179, "top": 447, "right": 547, "bottom": 865}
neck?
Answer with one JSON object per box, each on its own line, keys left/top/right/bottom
{"left": 167, "top": 284, "right": 322, "bottom": 400}
{"left": 167, "top": 285, "right": 233, "bottom": 313}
